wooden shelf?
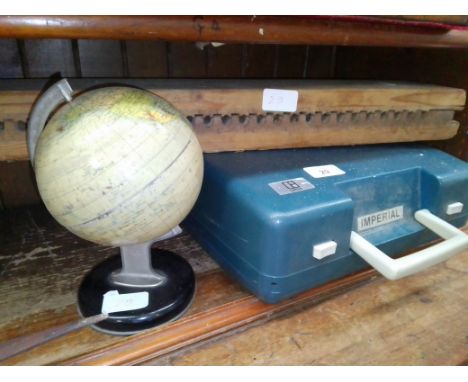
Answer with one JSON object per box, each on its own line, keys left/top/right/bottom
{"left": 1, "top": 16, "right": 468, "bottom": 48}
{"left": 1, "top": 205, "right": 467, "bottom": 365}
{"left": 0, "top": 205, "right": 377, "bottom": 365}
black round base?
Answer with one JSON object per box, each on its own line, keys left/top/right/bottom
{"left": 78, "top": 249, "right": 195, "bottom": 335}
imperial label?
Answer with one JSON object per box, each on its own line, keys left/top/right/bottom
{"left": 357, "top": 206, "right": 404, "bottom": 231}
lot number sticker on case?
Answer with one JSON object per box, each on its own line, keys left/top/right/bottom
{"left": 303, "top": 164, "right": 346, "bottom": 178}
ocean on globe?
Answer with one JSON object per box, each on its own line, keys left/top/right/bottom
{"left": 34, "top": 86, "right": 204, "bottom": 246}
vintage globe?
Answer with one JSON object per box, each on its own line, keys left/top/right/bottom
{"left": 34, "top": 86, "right": 204, "bottom": 246}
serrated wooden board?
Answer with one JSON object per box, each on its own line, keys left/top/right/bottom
{"left": 0, "top": 79, "right": 465, "bottom": 161}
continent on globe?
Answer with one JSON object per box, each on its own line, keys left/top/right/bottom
{"left": 34, "top": 86, "right": 204, "bottom": 246}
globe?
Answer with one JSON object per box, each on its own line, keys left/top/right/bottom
{"left": 34, "top": 86, "right": 204, "bottom": 247}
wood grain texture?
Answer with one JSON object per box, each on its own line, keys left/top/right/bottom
{"left": 148, "top": 250, "right": 468, "bottom": 366}
{"left": 23, "top": 39, "right": 76, "bottom": 78}
{"left": 243, "top": 45, "right": 277, "bottom": 78}
{"left": 1, "top": 80, "right": 464, "bottom": 119}
{"left": 0, "top": 39, "right": 23, "bottom": 78}
{"left": 0, "top": 120, "right": 27, "bottom": 161}
{"left": 0, "top": 161, "right": 40, "bottom": 208}
{"left": 1, "top": 206, "right": 466, "bottom": 365}
{"left": 205, "top": 44, "right": 244, "bottom": 78}
{"left": 334, "top": 47, "right": 468, "bottom": 160}
{"left": 167, "top": 42, "right": 206, "bottom": 78}
{"left": 193, "top": 116, "right": 459, "bottom": 152}
{"left": 0, "top": 205, "right": 375, "bottom": 365}
{"left": 380, "top": 16, "right": 468, "bottom": 26}
{"left": 0, "top": 113, "right": 460, "bottom": 161}
{"left": 66, "top": 270, "right": 375, "bottom": 366}
{"left": 0, "top": 80, "right": 464, "bottom": 161}
{"left": 125, "top": 41, "right": 167, "bottom": 78}
{"left": 275, "top": 45, "right": 308, "bottom": 78}
{"left": 78, "top": 40, "right": 124, "bottom": 77}
{"left": 0, "top": 206, "right": 220, "bottom": 365}
{"left": 0, "top": 41, "right": 332, "bottom": 82}
{"left": 0, "top": 16, "right": 467, "bottom": 48}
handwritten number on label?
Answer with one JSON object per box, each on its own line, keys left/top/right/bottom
{"left": 262, "top": 89, "right": 298, "bottom": 112}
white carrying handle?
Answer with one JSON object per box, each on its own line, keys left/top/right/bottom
{"left": 350, "top": 209, "right": 468, "bottom": 280}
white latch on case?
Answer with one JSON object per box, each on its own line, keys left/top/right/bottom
{"left": 446, "top": 202, "right": 463, "bottom": 215}
{"left": 313, "top": 241, "right": 337, "bottom": 260}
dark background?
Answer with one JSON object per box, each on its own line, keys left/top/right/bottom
{"left": 0, "top": 38, "right": 467, "bottom": 208}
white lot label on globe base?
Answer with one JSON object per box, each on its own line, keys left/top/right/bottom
{"left": 269, "top": 177, "right": 314, "bottom": 196}
{"left": 101, "top": 290, "right": 149, "bottom": 314}
{"left": 303, "top": 164, "right": 346, "bottom": 178}
{"left": 357, "top": 206, "right": 404, "bottom": 232}
{"left": 262, "top": 89, "right": 299, "bottom": 112}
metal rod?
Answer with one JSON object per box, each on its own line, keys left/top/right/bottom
{"left": 0, "top": 314, "right": 108, "bottom": 362}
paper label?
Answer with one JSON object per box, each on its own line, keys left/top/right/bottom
{"left": 101, "top": 290, "right": 149, "bottom": 314}
{"left": 303, "top": 164, "right": 345, "bottom": 178}
{"left": 262, "top": 88, "right": 298, "bottom": 112}
{"left": 357, "top": 206, "right": 404, "bottom": 231}
{"left": 269, "top": 177, "right": 314, "bottom": 195}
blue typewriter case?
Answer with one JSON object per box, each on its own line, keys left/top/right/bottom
{"left": 186, "top": 145, "right": 468, "bottom": 303}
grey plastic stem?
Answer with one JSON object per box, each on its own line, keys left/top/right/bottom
{"left": 111, "top": 226, "right": 183, "bottom": 287}
{"left": 27, "top": 79, "right": 73, "bottom": 167}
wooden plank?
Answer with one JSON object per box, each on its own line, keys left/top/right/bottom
{"left": 0, "top": 205, "right": 376, "bottom": 365}
{"left": 0, "top": 16, "right": 467, "bottom": 48}
{"left": 0, "top": 119, "right": 27, "bottom": 161}
{"left": 334, "top": 47, "right": 468, "bottom": 160}
{"left": 0, "top": 161, "right": 40, "bottom": 209}
{"left": 0, "top": 111, "right": 460, "bottom": 161}
{"left": 243, "top": 45, "right": 277, "bottom": 78}
{"left": 205, "top": 44, "right": 244, "bottom": 78}
{"left": 0, "top": 80, "right": 465, "bottom": 118}
{"left": 0, "top": 80, "right": 464, "bottom": 161}
{"left": 78, "top": 40, "right": 124, "bottom": 77}
{"left": 65, "top": 270, "right": 376, "bottom": 366}
{"left": 0, "top": 39, "right": 23, "bottom": 78}
{"left": 149, "top": 249, "right": 468, "bottom": 366}
{"left": 307, "top": 46, "right": 338, "bottom": 78}
{"left": 23, "top": 39, "right": 76, "bottom": 78}
{"left": 0, "top": 205, "right": 220, "bottom": 365}
{"left": 275, "top": 45, "right": 307, "bottom": 78}
{"left": 125, "top": 41, "right": 167, "bottom": 78}
{"left": 192, "top": 113, "right": 459, "bottom": 153}
{"left": 379, "top": 16, "right": 468, "bottom": 26}
{"left": 1, "top": 206, "right": 466, "bottom": 365}
{"left": 168, "top": 42, "right": 206, "bottom": 78}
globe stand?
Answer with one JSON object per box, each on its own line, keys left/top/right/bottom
{"left": 77, "top": 227, "right": 196, "bottom": 335}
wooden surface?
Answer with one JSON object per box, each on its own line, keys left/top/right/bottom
{"left": 2, "top": 80, "right": 464, "bottom": 118}
{"left": 1, "top": 46, "right": 467, "bottom": 207}
{"left": 0, "top": 159, "right": 40, "bottom": 208}
{"left": 0, "top": 205, "right": 467, "bottom": 365}
{"left": 1, "top": 16, "right": 468, "bottom": 48}
{"left": 0, "top": 205, "right": 376, "bottom": 365}
{"left": 334, "top": 47, "right": 468, "bottom": 160}
{"left": 0, "top": 40, "right": 336, "bottom": 81}
{"left": 381, "top": 16, "right": 468, "bottom": 26}
{"left": 148, "top": 249, "right": 468, "bottom": 366}
{"left": 0, "top": 80, "right": 464, "bottom": 160}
